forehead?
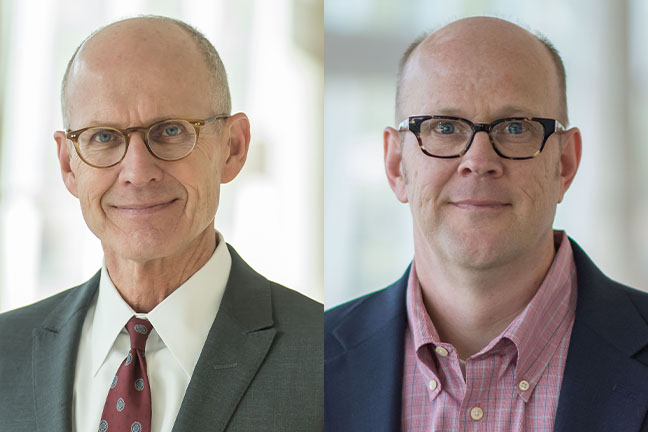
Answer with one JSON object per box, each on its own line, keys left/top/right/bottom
{"left": 66, "top": 20, "right": 213, "bottom": 126}
{"left": 400, "top": 26, "right": 560, "bottom": 120}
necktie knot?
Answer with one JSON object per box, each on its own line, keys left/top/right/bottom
{"left": 126, "top": 317, "right": 153, "bottom": 352}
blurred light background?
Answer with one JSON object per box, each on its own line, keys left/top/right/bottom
{"left": 0, "top": 0, "right": 323, "bottom": 312}
{"left": 325, "top": 0, "right": 648, "bottom": 308}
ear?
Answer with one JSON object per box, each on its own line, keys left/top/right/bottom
{"left": 384, "top": 126, "right": 409, "bottom": 203}
{"left": 557, "top": 127, "right": 582, "bottom": 203}
{"left": 54, "top": 131, "right": 79, "bottom": 198}
{"left": 220, "top": 113, "right": 251, "bottom": 184}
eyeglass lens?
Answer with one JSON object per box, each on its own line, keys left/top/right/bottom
{"left": 76, "top": 120, "right": 198, "bottom": 167}
{"left": 418, "top": 118, "right": 545, "bottom": 158}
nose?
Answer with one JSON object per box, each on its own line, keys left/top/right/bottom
{"left": 457, "top": 131, "right": 504, "bottom": 177}
{"left": 117, "top": 133, "right": 164, "bottom": 186}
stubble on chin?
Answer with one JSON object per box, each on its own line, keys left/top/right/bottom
{"left": 419, "top": 205, "right": 520, "bottom": 271}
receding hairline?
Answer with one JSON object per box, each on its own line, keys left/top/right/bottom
{"left": 60, "top": 15, "right": 231, "bottom": 128}
{"left": 394, "top": 22, "right": 569, "bottom": 125}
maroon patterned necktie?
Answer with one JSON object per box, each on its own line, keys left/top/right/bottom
{"left": 99, "top": 317, "right": 153, "bottom": 432}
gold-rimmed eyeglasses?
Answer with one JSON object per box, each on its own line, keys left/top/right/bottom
{"left": 66, "top": 115, "right": 229, "bottom": 168}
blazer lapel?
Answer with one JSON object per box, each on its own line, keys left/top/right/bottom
{"left": 32, "top": 272, "right": 100, "bottom": 431}
{"left": 325, "top": 269, "right": 409, "bottom": 432}
{"left": 554, "top": 241, "right": 648, "bottom": 431}
{"left": 172, "top": 245, "right": 276, "bottom": 432}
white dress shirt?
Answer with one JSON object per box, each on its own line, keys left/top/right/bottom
{"left": 72, "top": 233, "right": 232, "bottom": 432}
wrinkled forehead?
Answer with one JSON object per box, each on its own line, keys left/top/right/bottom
{"left": 73, "top": 21, "right": 206, "bottom": 87}
{"left": 400, "top": 25, "right": 560, "bottom": 120}
{"left": 65, "top": 21, "right": 212, "bottom": 125}
{"left": 69, "top": 48, "right": 207, "bottom": 98}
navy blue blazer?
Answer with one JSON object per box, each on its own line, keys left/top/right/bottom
{"left": 325, "top": 239, "right": 648, "bottom": 431}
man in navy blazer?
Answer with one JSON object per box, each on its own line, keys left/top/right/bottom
{"left": 325, "top": 17, "right": 648, "bottom": 431}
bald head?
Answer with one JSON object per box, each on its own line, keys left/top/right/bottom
{"left": 395, "top": 17, "right": 568, "bottom": 125}
{"left": 61, "top": 16, "right": 230, "bottom": 128}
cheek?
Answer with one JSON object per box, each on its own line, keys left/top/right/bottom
{"left": 179, "top": 165, "right": 222, "bottom": 217}
{"left": 541, "top": 155, "right": 564, "bottom": 199}
{"left": 193, "top": 137, "right": 226, "bottom": 166}
{"left": 517, "top": 159, "right": 562, "bottom": 210}
{"left": 191, "top": 142, "right": 225, "bottom": 186}
{"left": 406, "top": 160, "right": 453, "bottom": 216}
{"left": 72, "top": 166, "right": 113, "bottom": 217}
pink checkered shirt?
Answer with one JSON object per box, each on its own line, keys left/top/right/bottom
{"left": 402, "top": 231, "right": 577, "bottom": 431}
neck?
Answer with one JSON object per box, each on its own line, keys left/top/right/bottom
{"left": 414, "top": 233, "right": 555, "bottom": 360}
{"left": 104, "top": 227, "right": 217, "bottom": 313}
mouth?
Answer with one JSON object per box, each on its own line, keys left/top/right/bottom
{"left": 451, "top": 199, "right": 511, "bottom": 210}
{"left": 111, "top": 198, "right": 179, "bottom": 213}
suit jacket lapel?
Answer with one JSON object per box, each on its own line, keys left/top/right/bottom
{"left": 32, "top": 272, "right": 100, "bottom": 431}
{"left": 555, "top": 241, "right": 648, "bottom": 431}
{"left": 325, "top": 268, "right": 409, "bottom": 432}
{"left": 172, "top": 245, "right": 276, "bottom": 432}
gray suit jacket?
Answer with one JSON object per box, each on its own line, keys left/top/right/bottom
{"left": 0, "top": 245, "right": 323, "bottom": 431}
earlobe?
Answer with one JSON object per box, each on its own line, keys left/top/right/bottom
{"left": 221, "top": 113, "right": 251, "bottom": 184}
{"left": 384, "top": 127, "right": 409, "bottom": 203}
{"left": 54, "top": 131, "right": 79, "bottom": 198}
{"left": 557, "top": 127, "right": 582, "bottom": 203}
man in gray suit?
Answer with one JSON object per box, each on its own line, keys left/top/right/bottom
{"left": 0, "top": 16, "right": 322, "bottom": 431}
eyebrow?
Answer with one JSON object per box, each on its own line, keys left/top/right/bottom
{"left": 430, "top": 105, "right": 540, "bottom": 120}
{"left": 73, "top": 115, "right": 184, "bottom": 130}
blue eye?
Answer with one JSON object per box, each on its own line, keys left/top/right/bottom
{"left": 96, "top": 132, "right": 114, "bottom": 142}
{"left": 164, "top": 126, "right": 181, "bottom": 136}
{"left": 437, "top": 122, "right": 456, "bottom": 134}
{"left": 505, "top": 122, "right": 525, "bottom": 134}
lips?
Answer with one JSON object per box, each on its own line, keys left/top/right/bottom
{"left": 111, "top": 198, "right": 178, "bottom": 211}
{"left": 451, "top": 199, "right": 511, "bottom": 209}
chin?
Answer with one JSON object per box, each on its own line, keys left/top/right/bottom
{"left": 437, "top": 228, "right": 522, "bottom": 270}
{"left": 103, "top": 231, "right": 180, "bottom": 262}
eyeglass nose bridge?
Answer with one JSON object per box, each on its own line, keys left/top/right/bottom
{"left": 122, "top": 125, "right": 155, "bottom": 146}
{"left": 115, "top": 126, "right": 158, "bottom": 163}
{"left": 458, "top": 122, "right": 504, "bottom": 158}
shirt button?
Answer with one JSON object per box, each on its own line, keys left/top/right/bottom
{"left": 435, "top": 346, "right": 449, "bottom": 357}
{"left": 470, "top": 406, "right": 484, "bottom": 421}
{"left": 428, "top": 379, "right": 438, "bottom": 391}
{"left": 519, "top": 380, "right": 530, "bottom": 391}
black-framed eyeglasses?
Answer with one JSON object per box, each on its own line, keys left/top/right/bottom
{"left": 66, "top": 115, "right": 229, "bottom": 168}
{"left": 398, "top": 115, "right": 565, "bottom": 160}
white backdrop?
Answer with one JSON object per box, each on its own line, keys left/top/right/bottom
{"left": 0, "top": 0, "right": 323, "bottom": 311}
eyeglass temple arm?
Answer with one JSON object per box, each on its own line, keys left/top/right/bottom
{"left": 204, "top": 114, "right": 230, "bottom": 125}
{"left": 397, "top": 118, "right": 411, "bottom": 130}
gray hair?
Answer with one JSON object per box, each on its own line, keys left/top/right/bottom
{"left": 60, "top": 15, "right": 231, "bottom": 128}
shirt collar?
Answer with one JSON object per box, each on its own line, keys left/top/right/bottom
{"left": 406, "top": 230, "right": 578, "bottom": 400}
{"left": 90, "top": 231, "right": 232, "bottom": 377}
